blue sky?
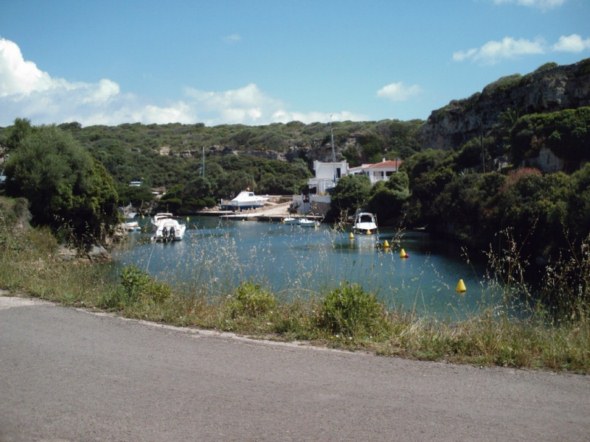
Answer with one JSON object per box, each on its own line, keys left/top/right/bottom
{"left": 1, "top": 0, "right": 589, "bottom": 127}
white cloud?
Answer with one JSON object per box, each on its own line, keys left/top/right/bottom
{"left": 453, "top": 37, "right": 545, "bottom": 64}
{"left": 271, "top": 110, "right": 365, "bottom": 124}
{"left": 0, "top": 38, "right": 53, "bottom": 96}
{"left": 82, "top": 79, "right": 120, "bottom": 104}
{"left": 184, "top": 83, "right": 366, "bottom": 125}
{"left": 223, "top": 33, "right": 242, "bottom": 43}
{"left": 185, "top": 83, "right": 282, "bottom": 124}
{"left": 453, "top": 34, "right": 590, "bottom": 65}
{"left": 0, "top": 37, "right": 363, "bottom": 127}
{"left": 552, "top": 34, "right": 590, "bottom": 53}
{"left": 492, "top": 0, "right": 566, "bottom": 11}
{"left": 376, "top": 82, "right": 421, "bottom": 102}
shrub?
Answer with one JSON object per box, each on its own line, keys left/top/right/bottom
{"left": 100, "top": 265, "right": 171, "bottom": 309}
{"left": 318, "top": 283, "right": 389, "bottom": 339}
{"left": 227, "top": 281, "right": 277, "bottom": 318}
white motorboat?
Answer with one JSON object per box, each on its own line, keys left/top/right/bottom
{"left": 282, "top": 217, "right": 299, "bottom": 225}
{"left": 220, "top": 191, "right": 268, "bottom": 211}
{"left": 151, "top": 213, "right": 186, "bottom": 242}
{"left": 353, "top": 211, "right": 378, "bottom": 235}
{"left": 124, "top": 221, "right": 141, "bottom": 232}
{"left": 298, "top": 218, "right": 320, "bottom": 228}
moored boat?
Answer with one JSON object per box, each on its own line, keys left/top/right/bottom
{"left": 298, "top": 218, "right": 320, "bottom": 228}
{"left": 353, "top": 211, "right": 377, "bottom": 235}
{"left": 151, "top": 213, "right": 186, "bottom": 242}
{"left": 119, "top": 203, "right": 138, "bottom": 220}
{"left": 124, "top": 221, "right": 141, "bottom": 232}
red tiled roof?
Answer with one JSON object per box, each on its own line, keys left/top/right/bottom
{"left": 366, "top": 160, "right": 403, "bottom": 169}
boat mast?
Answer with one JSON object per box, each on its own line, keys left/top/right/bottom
{"left": 329, "top": 115, "right": 336, "bottom": 162}
{"left": 202, "top": 146, "right": 205, "bottom": 177}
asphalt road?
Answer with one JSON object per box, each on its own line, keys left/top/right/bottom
{"left": 1, "top": 295, "right": 589, "bottom": 441}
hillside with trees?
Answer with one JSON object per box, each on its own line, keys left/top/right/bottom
{"left": 1, "top": 58, "right": 589, "bottom": 247}
{"left": 14, "top": 119, "right": 417, "bottom": 212}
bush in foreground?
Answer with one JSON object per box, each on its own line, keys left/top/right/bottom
{"left": 318, "top": 283, "right": 390, "bottom": 340}
{"left": 100, "top": 265, "right": 171, "bottom": 309}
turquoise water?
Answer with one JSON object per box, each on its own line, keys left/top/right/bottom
{"left": 113, "top": 216, "right": 500, "bottom": 319}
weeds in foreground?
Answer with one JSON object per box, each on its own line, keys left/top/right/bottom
{"left": 318, "top": 283, "right": 391, "bottom": 341}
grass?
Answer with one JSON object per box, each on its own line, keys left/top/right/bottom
{"left": 1, "top": 199, "right": 589, "bottom": 373}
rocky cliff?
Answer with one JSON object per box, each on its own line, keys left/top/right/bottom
{"left": 418, "top": 58, "right": 590, "bottom": 150}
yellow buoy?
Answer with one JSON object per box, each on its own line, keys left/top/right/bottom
{"left": 349, "top": 232, "right": 355, "bottom": 240}
{"left": 399, "top": 248, "right": 409, "bottom": 259}
{"left": 456, "top": 279, "right": 467, "bottom": 294}
{"left": 383, "top": 240, "right": 390, "bottom": 248}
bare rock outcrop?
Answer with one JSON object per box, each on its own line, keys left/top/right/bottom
{"left": 418, "top": 58, "right": 590, "bottom": 150}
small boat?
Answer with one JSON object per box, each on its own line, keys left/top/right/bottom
{"left": 282, "top": 217, "right": 299, "bottom": 225}
{"left": 151, "top": 213, "right": 186, "bottom": 242}
{"left": 220, "top": 191, "right": 268, "bottom": 211}
{"left": 119, "top": 203, "right": 138, "bottom": 220}
{"left": 298, "top": 218, "right": 320, "bottom": 228}
{"left": 124, "top": 221, "right": 141, "bottom": 232}
{"left": 353, "top": 211, "right": 378, "bottom": 235}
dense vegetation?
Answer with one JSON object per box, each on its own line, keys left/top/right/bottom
{"left": 2, "top": 121, "right": 119, "bottom": 244}
{"left": 4, "top": 119, "right": 415, "bottom": 213}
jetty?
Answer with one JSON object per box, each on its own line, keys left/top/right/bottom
{"left": 197, "top": 201, "right": 323, "bottom": 223}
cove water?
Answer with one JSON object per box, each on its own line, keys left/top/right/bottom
{"left": 113, "top": 216, "right": 501, "bottom": 319}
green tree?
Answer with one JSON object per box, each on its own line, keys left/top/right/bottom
{"left": 117, "top": 184, "right": 154, "bottom": 207}
{"left": 180, "top": 176, "right": 217, "bottom": 212}
{"left": 433, "top": 172, "right": 505, "bottom": 245}
{"left": 329, "top": 174, "right": 371, "bottom": 220}
{"left": 401, "top": 149, "right": 456, "bottom": 226}
{"left": 496, "top": 170, "right": 571, "bottom": 260}
{"left": 367, "top": 172, "right": 410, "bottom": 226}
{"left": 4, "top": 118, "right": 34, "bottom": 152}
{"left": 4, "top": 125, "right": 119, "bottom": 244}
{"left": 567, "top": 163, "right": 590, "bottom": 242}
{"left": 510, "top": 107, "right": 590, "bottom": 168}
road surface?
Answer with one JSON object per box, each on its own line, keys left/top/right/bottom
{"left": 1, "top": 295, "right": 589, "bottom": 441}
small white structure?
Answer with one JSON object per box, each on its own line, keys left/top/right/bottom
{"left": 307, "top": 160, "right": 349, "bottom": 194}
{"left": 349, "top": 159, "right": 402, "bottom": 185}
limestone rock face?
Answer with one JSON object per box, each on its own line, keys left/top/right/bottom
{"left": 418, "top": 59, "right": 590, "bottom": 150}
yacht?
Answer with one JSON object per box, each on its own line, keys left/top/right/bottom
{"left": 151, "top": 213, "right": 186, "bottom": 242}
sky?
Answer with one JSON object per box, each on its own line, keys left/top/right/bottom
{"left": 0, "top": 0, "right": 589, "bottom": 127}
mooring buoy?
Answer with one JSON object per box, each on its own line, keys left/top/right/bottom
{"left": 456, "top": 279, "right": 467, "bottom": 294}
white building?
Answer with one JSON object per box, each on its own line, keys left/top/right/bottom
{"left": 307, "top": 160, "right": 349, "bottom": 194}
{"left": 294, "top": 159, "right": 403, "bottom": 216}
{"left": 349, "top": 159, "right": 403, "bottom": 185}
